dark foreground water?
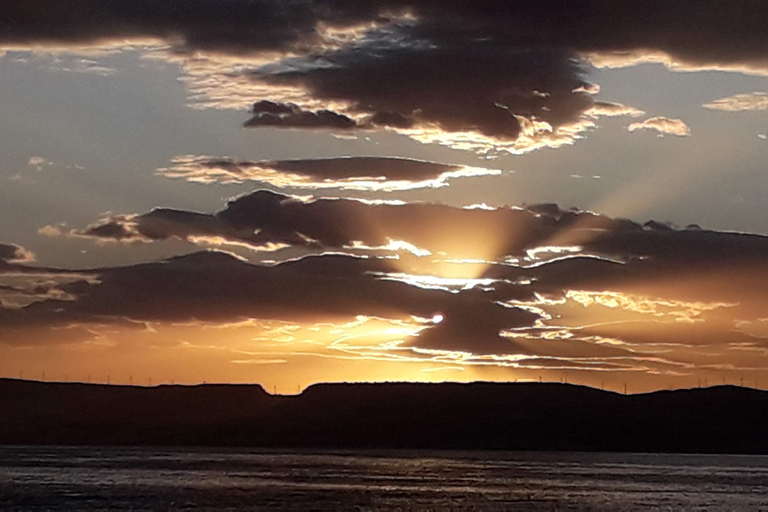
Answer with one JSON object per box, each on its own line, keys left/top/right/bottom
{"left": 1, "top": 447, "right": 768, "bottom": 510}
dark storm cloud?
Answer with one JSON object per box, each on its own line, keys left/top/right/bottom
{"left": 160, "top": 155, "right": 498, "bottom": 190}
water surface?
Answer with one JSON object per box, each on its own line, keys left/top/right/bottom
{"left": 1, "top": 447, "right": 767, "bottom": 510}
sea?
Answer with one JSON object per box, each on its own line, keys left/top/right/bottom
{"left": 1, "top": 446, "right": 767, "bottom": 510}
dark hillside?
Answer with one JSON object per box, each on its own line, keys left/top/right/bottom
{"left": 2, "top": 379, "right": 767, "bottom": 453}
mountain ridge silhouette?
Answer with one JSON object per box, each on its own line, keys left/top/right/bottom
{"left": 2, "top": 379, "right": 766, "bottom": 453}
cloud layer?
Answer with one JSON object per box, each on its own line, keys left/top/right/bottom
{"left": 160, "top": 155, "right": 501, "bottom": 190}
{"left": 7, "top": 211, "right": 768, "bottom": 386}
{"left": 67, "top": 190, "right": 652, "bottom": 264}
{"left": 68, "top": 188, "right": 768, "bottom": 297}
{"left": 7, "top": 1, "right": 768, "bottom": 152}
{"left": 6, "top": 1, "right": 768, "bottom": 68}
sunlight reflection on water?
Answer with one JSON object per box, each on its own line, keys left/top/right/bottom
{"left": 1, "top": 447, "right": 768, "bottom": 510}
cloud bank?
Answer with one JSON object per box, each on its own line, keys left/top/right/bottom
{"left": 67, "top": 190, "right": 648, "bottom": 265}
{"left": 69, "top": 190, "right": 768, "bottom": 280}
{"left": 6, "top": 216, "right": 768, "bottom": 385}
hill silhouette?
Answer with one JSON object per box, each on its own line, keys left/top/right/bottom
{"left": 1, "top": 379, "right": 767, "bottom": 453}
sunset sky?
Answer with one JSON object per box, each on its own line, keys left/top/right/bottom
{"left": 3, "top": 1, "right": 768, "bottom": 393}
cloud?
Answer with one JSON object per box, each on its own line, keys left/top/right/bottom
{"left": 173, "top": 1, "right": 768, "bottom": 133}
{"left": 67, "top": 191, "right": 768, "bottom": 307}
{"left": 584, "top": 50, "right": 768, "bottom": 78}
{"left": 584, "top": 102, "right": 644, "bottom": 118}
{"left": 5, "top": 232, "right": 768, "bottom": 375}
{"left": 4, "top": 1, "right": 768, "bottom": 63}
{"left": 11, "top": 207, "right": 768, "bottom": 379}
{"left": 54, "top": 190, "right": 768, "bottom": 361}
{"left": 53, "top": 57, "right": 117, "bottom": 76}
{"left": 244, "top": 100, "right": 359, "bottom": 129}
{"left": 0, "top": 280, "right": 77, "bottom": 310}
{"left": 0, "top": 243, "right": 35, "bottom": 264}
{"left": 627, "top": 116, "right": 691, "bottom": 137}
{"left": 0, "top": 250, "right": 540, "bottom": 355}
{"left": 5, "top": 1, "right": 768, "bottom": 155}
{"left": 159, "top": 155, "right": 501, "bottom": 190}
{"left": 0, "top": 3, "right": 601, "bottom": 153}
{"left": 0, "top": 245, "right": 99, "bottom": 311}
{"left": 240, "top": 39, "right": 600, "bottom": 153}
{"left": 0, "top": 1, "right": 319, "bottom": 55}
{"left": 74, "top": 214, "right": 149, "bottom": 243}
{"left": 70, "top": 190, "right": 646, "bottom": 264}
{"left": 37, "top": 225, "right": 64, "bottom": 237}
{"left": 27, "top": 156, "right": 51, "bottom": 170}
{"left": 704, "top": 92, "right": 768, "bottom": 112}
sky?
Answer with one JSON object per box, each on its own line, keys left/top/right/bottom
{"left": 2, "top": 0, "right": 768, "bottom": 393}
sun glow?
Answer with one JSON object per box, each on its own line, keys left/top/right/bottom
{"left": 345, "top": 238, "right": 432, "bottom": 257}
{"left": 524, "top": 245, "right": 584, "bottom": 262}
{"left": 373, "top": 272, "right": 499, "bottom": 293}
